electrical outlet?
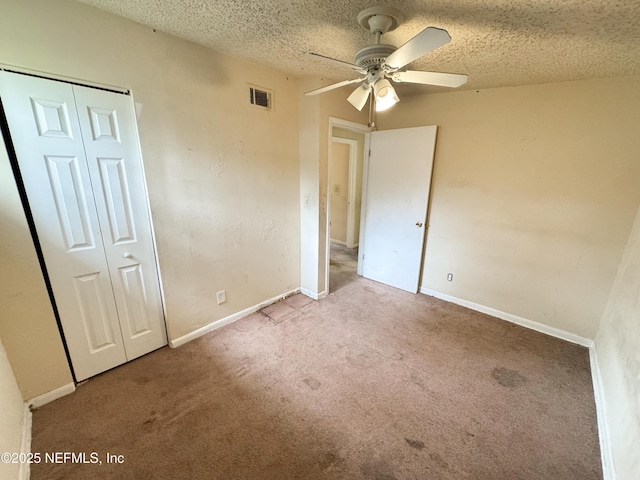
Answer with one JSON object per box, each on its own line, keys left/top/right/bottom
{"left": 216, "top": 290, "right": 226, "bottom": 305}
{"left": 447, "top": 273, "right": 453, "bottom": 282}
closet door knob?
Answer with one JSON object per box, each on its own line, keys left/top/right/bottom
{"left": 123, "top": 252, "right": 133, "bottom": 259}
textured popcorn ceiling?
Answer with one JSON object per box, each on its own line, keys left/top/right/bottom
{"left": 77, "top": 0, "right": 640, "bottom": 94}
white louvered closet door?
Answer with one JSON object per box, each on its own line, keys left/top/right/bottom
{"left": 0, "top": 71, "right": 166, "bottom": 381}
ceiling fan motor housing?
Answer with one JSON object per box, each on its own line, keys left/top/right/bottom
{"left": 303, "top": 5, "right": 468, "bottom": 109}
{"left": 354, "top": 44, "right": 397, "bottom": 69}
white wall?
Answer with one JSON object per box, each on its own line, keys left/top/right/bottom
{"left": 379, "top": 76, "right": 640, "bottom": 339}
{"left": 594, "top": 202, "right": 640, "bottom": 480}
{"left": 0, "top": 338, "right": 28, "bottom": 480}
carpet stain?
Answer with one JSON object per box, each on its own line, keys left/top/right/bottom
{"left": 303, "top": 377, "right": 321, "bottom": 390}
{"left": 318, "top": 450, "right": 345, "bottom": 471}
{"left": 233, "top": 363, "right": 252, "bottom": 379}
{"left": 361, "top": 460, "right": 397, "bottom": 480}
{"left": 405, "top": 438, "right": 425, "bottom": 450}
{"left": 492, "top": 367, "right": 527, "bottom": 388}
{"left": 410, "top": 373, "right": 426, "bottom": 390}
{"left": 429, "top": 452, "right": 449, "bottom": 469}
{"left": 143, "top": 411, "right": 157, "bottom": 426}
{"left": 393, "top": 352, "right": 405, "bottom": 361}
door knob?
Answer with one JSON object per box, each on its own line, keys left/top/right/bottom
{"left": 416, "top": 222, "right": 423, "bottom": 227}
{"left": 123, "top": 252, "right": 133, "bottom": 259}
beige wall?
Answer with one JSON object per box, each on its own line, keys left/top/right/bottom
{"left": 299, "top": 81, "right": 367, "bottom": 296}
{"left": 0, "top": 0, "right": 300, "bottom": 395}
{"left": 595, "top": 202, "right": 640, "bottom": 480}
{"left": 0, "top": 141, "right": 73, "bottom": 399}
{"left": 333, "top": 127, "right": 365, "bottom": 246}
{"left": 379, "top": 76, "right": 640, "bottom": 339}
{"left": 298, "top": 78, "right": 323, "bottom": 295}
{"left": 0, "top": 339, "right": 28, "bottom": 480}
{"left": 329, "top": 141, "right": 350, "bottom": 243}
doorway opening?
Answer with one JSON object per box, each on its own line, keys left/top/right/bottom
{"left": 326, "top": 119, "right": 369, "bottom": 294}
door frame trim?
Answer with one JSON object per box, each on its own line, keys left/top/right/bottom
{"left": 125, "top": 92, "right": 170, "bottom": 343}
{"left": 324, "top": 117, "right": 372, "bottom": 295}
{"left": 329, "top": 136, "right": 358, "bottom": 248}
{"left": 0, "top": 63, "right": 129, "bottom": 94}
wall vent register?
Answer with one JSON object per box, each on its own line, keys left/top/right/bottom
{"left": 249, "top": 86, "right": 271, "bottom": 109}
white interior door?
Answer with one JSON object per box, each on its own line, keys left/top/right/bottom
{"left": 361, "top": 125, "right": 437, "bottom": 293}
{"left": 0, "top": 71, "right": 166, "bottom": 380}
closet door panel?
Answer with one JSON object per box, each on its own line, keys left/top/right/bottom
{"left": 0, "top": 71, "right": 127, "bottom": 381}
{"left": 73, "top": 85, "right": 167, "bottom": 361}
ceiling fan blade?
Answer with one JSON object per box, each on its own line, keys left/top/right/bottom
{"left": 384, "top": 27, "right": 451, "bottom": 70}
{"left": 392, "top": 70, "right": 468, "bottom": 88}
{"left": 304, "top": 52, "right": 367, "bottom": 74}
{"left": 304, "top": 78, "right": 364, "bottom": 96}
{"left": 347, "top": 84, "right": 371, "bottom": 111}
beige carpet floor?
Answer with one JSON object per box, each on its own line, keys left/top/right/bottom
{"left": 30, "top": 249, "right": 602, "bottom": 479}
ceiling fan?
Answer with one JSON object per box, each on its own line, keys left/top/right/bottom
{"left": 304, "top": 6, "right": 468, "bottom": 113}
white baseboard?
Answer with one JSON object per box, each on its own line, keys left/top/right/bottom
{"left": 300, "top": 288, "right": 327, "bottom": 300}
{"left": 300, "top": 287, "right": 317, "bottom": 299}
{"left": 589, "top": 346, "right": 616, "bottom": 480}
{"left": 170, "top": 288, "right": 300, "bottom": 348}
{"left": 27, "top": 382, "right": 75, "bottom": 409}
{"left": 419, "top": 288, "right": 593, "bottom": 347}
{"left": 19, "top": 404, "right": 32, "bottom": 480}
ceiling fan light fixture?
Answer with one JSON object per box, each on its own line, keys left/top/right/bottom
{"left": 347, "top": 83, "right": 371, "bottom": 111}
{"left": 305, "top": 6, "right": 468, "bottom": 111}
{"left": 374, "top": 79, "right": 399, "bottom": 112}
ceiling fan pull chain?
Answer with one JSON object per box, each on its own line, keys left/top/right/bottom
{"left": 368, "top": 89, "right": 376, "bottom": 130}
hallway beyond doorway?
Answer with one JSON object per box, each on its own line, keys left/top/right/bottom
{"left": 329, "top": 242, "right": 358, "bottom": 292}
